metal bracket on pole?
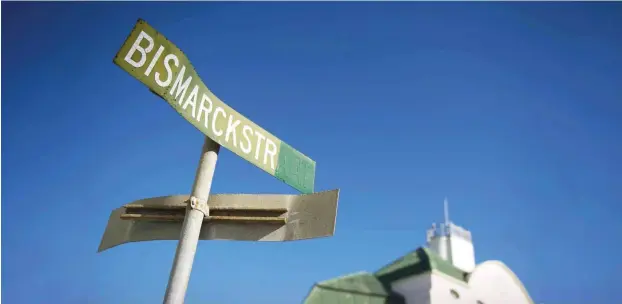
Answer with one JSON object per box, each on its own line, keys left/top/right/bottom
{"left": 188, "top": 196, "right": 208, "bottom": 216}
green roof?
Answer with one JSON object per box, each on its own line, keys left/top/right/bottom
{"left": 304, "top": 272, "right": 405, "bottom": 304}
{"left": 376, "top": 247, "right": 468, "bottom": 284}
{"left": 304, "top": 247, "right": 467, "bottom": 304}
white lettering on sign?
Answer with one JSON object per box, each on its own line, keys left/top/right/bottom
{"left": 197, "top": 94, "right": 213, "bottom": 129}
{"left": 156, "top": 54, "right": 178, "bottom": 87}
{"left": 170, "top": 66, "right": 192, "bottom": 104}
{"left": 144, "top": 45, "right": 164, "bottom": 77}
{"left": 125, "top": 31, "right": 154, "bottom": 68}
{"left": 124, "top": 30, "right": 278, "bottom": 171}
{"left": 264, "top": 138, "right": 277, "bottom": 170}
{"left": 225, "top": 116, "right": 240, "bottom": 147}
{"left": 182, "top": 85, "right": 199, "bottom": 118}
{"left": 254, "top": 131, "right": 266, "bottom": 161}
{"left": 240, "top": 125, "right": 253, "bottom": 155}
{"left": 212, "top": 107, "right": 225, "bottom": 137}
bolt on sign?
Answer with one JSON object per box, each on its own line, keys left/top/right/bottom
{"left": 113, "top": 19, "right": 315, "bottom": 194}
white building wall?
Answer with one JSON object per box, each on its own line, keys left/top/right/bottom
{"left": 423, "top": 263, "right": 533, "bottom": 304}
{"left": 390, "top": 273, "right": 432, "bottom": 304}
{"left": 468, "top": 261, "right": 534, "bottom": 304}
{"left": 428, "top": 236, "right": 449, "bottom": 261}
{"left": 449, "top": 236, "right": 475, "bottom": 272}
{"left": 430, "top": 272, "right": 474, "bottom": 304}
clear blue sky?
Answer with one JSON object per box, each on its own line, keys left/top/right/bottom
{"left": 2, "top": 2, "right": 621, "bottom": 303}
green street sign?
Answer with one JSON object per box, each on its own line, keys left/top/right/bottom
{"left": 113, "top": 19, "right": 315, "bottom": 194}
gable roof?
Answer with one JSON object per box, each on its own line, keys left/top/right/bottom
{"left": 376, "top": 247, "right": 468, "bottom": 284}
{"left": 304, "top": 272, "right": 405, "bottom": 304}
{"left": 304, "top": 247, "right": 467, "bottom": 303}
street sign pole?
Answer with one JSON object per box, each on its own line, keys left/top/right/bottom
{"left": 163, "top": 137, "right": 220, "bottom": 304}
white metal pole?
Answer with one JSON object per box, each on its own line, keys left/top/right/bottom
{"left": 163, "top": 137, "right": 220, "bottom": 304}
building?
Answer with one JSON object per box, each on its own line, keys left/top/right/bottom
{"left": 304, "top": 199, "right": 533, "bottom": 304}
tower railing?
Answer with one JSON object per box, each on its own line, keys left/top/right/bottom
{"left": 426, "top": 222, "right": 472, "bottom": 242}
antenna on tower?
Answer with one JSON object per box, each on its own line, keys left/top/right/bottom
{"left": 444, "top": 197, "right": 450, "bottom": 233}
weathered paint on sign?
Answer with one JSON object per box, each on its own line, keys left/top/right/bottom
{"left": 98, "top": 189, "right": 340, "bottom": 252}
{"left": 113, "top": 19, "right": 315, "bottom": 193}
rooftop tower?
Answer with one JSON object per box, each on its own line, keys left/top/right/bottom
{"left": 426, "top": 198, "right": 476, "bottom": 272}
